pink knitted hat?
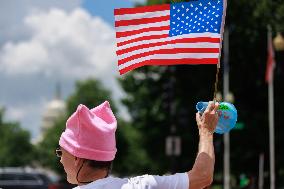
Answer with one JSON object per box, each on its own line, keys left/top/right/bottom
{"left": 59, "top": 101, "right": 117, "bottom": 161}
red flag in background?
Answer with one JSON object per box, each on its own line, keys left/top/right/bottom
{"left": 265, "top": 28, "right": 276, "bottom": 83}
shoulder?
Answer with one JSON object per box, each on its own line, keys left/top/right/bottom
{"left": 128, "top": 175, "right": 156, "bottom": 186}
{"left": 127, "top": 173, "right": 188, "bottom": 189}
{"left": 72, "top": 177, "right": 128, "bottom": 189}
{"left": 74, "top": 173, "right": 188, "bottom": 189}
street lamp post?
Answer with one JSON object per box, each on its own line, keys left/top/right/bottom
{"left": 273, "top": 32, "right": 284, "bottom": 51}
{"left": 267, "top": 31, "right": 284, "bottom": 189}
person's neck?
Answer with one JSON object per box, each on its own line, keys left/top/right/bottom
{"left": 77, "top": 168, "right": 108, "bottom": 186}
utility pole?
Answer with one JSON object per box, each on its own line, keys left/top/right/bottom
{"left": 223, "top": 28, "right": 230, "bottom": 189}
{"left": 267, "top": 26, "right": 275, "bottom": 189}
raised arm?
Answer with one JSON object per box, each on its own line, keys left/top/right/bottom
{"left": 188, "top": 101, "right": 219, "bottom": 189}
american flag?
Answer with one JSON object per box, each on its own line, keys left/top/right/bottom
{"left": 114, "top": 0, "right": 226, "bottom": 75}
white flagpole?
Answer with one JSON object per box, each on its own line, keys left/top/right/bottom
{"left": 267, "top": 25, "right": 275, "bottom": 189}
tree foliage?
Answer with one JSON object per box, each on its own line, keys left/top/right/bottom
{"left": 119, "top": 0, "right": 284, "bottom": 187}
{"left": 0, "top": 109, "right": 34, "bottom": 167}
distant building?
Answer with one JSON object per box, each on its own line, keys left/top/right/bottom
{"left": 41, "top": 83, "right": 66, "bottom": 132}
{"left": 33, "top": 84, "right": 66, "bottom": 144}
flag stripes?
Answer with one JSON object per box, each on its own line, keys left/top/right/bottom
{"left": 114, "top": 2, "right": 223, "bottom": 75}
{"left": 119, "top": 58, "right": 218, "bottom": 75}
{"left": 117, "top": 36, "right": 220, "bottom": 55}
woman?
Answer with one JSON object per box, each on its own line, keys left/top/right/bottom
{"left": 56, "top": 101, "right": 219, "bottom": 189}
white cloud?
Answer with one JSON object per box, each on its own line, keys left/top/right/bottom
{"left": 0, "top": 8, "right": 118, "bottom": 79}
{"left": 0, "top": 0, "right": 82, "bottom": 44}
{"left": 0, "top": 7, "right": 127, "bottom": 140}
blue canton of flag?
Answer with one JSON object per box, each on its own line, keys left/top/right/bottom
{"left": 169, "top": 0, "right": 223, "bottom": 37}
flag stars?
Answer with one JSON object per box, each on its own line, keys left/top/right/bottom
{"left": 169, "top": 1, "right": 222, "bottom": 36}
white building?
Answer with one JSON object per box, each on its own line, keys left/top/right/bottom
{"left": 34, "top": 84, "right": 66, "bottom": 144}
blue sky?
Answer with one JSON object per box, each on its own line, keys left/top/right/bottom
{"left": 0, "top": 0, "right": 146, "bottom": 141}
{"left": 82, "top": 0, "right": 134, "bottom": 24}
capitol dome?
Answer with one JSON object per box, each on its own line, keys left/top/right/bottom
{"left": 41, "top": 84, "right": 66, "bottom": 131}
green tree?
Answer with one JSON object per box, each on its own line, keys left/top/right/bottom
{"left": 66, "top": 79, "right": 117, "bottom": 116}
{"left": 119, "top": 0, "right": 284, "bottom": 186}
{"left": 0, "top": 108, "right": 34, "bottom": 166}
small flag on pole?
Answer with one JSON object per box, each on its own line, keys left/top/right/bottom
{"left": 114, "top": 0, "right": 226, "bottom": 75}
{"left": 265, "top": 27, "right": 276, "bottom": 83}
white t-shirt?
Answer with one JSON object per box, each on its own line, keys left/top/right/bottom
{"left": 73, "top": 173, "right": 189, "bottom": 189}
